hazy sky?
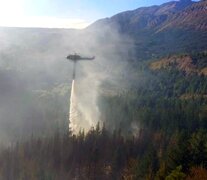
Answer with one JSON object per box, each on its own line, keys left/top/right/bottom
{"left": 0, "top": 0, "right": 196, "bottom": 29}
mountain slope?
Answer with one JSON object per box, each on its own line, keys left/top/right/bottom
{"left": 150, "top": 51, "right": 207, "bottom": 75}
{"left": 89, "top": 0, "right": 195, "bottom": 33}
{"left": 159, "top": 0, "right": 207, "bottom": 31}
{"left": 88, "top": 0, "right": 207, "bottom": 60}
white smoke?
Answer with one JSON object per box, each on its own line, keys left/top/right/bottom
{"left": 0, "top": 24, "right": 136, "bottom": 142}
{"left": 65, "top": 24, "right": 135, "bottom": 133}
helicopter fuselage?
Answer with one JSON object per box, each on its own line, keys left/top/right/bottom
{"left": 67, "top": 54, "right": 95, "bottom": 61}
{"left": 66, "top": 54, "right": 95, "bottom": 79}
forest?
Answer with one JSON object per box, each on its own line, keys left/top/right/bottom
{"left": 0, "top": 51, "right": 206, "bottom": 179}
{"left": 0, "top": 0, "right": 207, "bottom": 179}
{"left": 1, "top": 124, "right": 207, "bottom": 179}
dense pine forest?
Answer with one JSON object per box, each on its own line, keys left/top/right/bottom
{"left": 1, "top": 125, "right": 207, "bottom": 179}
{"left": 0, "top": 51, "right": 207, "bottom": 179}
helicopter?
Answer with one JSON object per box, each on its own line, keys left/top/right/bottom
{"left": 67, "top": 53, "right": 95, "bottom": 62}
{"left": 66, "top": 53, "right": 95, "bottom": 79}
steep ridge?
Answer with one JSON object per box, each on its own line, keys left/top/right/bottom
{"left": 88, "top": 0, "right": 207, "bottom": 60}
{"left": 89, "top": 0, "right": 195, "bottom": 33}
{"left": 159, "top": 0, "right": 207, "bottom": 31}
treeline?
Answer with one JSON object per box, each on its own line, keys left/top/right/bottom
{"left": 1, "top": 126, "right": 207, "bottom": 179}
{"left": 100, "top": 63, "right": 207, "bottom": 135}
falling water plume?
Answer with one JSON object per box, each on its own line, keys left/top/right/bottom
{"left": 69, "top": 79, "right": 77, "bottom": 133}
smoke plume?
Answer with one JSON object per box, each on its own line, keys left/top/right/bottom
{"left": 0, "top": 24, "right": 136, "bottom": 142}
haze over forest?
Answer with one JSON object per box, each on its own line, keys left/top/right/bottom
{"left": 0, "top": 0, "right": 207, "bottom": 179}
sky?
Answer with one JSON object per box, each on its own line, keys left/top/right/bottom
{"left": 0, "top": 0, "right": 196, "bottom": 29}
